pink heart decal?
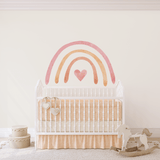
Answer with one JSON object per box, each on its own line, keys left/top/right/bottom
{"left": 74, "top": 70, "right": 87, "bottom": 81}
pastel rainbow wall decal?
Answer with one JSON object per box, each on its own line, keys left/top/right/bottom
{"left": 55, "top": 49, "right": 107, "bottom": 86}
{"left": 64, "top": 57, "right": 98, "bottom": 84}
{"left": 45, "top": 41, "right": 115, "bottom": 85}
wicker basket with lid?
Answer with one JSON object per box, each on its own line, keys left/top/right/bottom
{"left": 9, "top": 125, "right": 30, "bottom": 149}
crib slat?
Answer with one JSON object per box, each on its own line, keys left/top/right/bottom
{"left": 40, "top": 99, "right": 42, "bottom": 132}
{"left": 107, "top": 89, "right": 108, "bottom": 97}
{"left": 93, "top": 99, "right": 95, "bottom": 132}
{"left": 88, "top": 100, "right": 90, "bottom": 132}
{"left": 57, "top": 89, "right": 59, "bottom": 97}
{"left": 45, "top": 90, "right": 48, "bottom": 133}
{"left": 79, "top": 100, "right": 80, "bottom": 132}
{"left": 103, "top": 88, "right": 104, "bottom": 97}
{"left": 69, "top": 100, "right": 71, "bottom": 132}
{"left": 50, "top": 88, "right": 51, "bottom": 97}
{"left": 62, "top": 88, "right": 64, "bottom": 96}
{"left": 98, "top": 99, "right": 99, "bottom": 132}
{"left": 64, "top": 99, "right": 66, "bottom": 132}
{"left": 55, "top": 99, "right": 56, "bottom": 133}
{"left": 66, "top": 88, "right": 67, "bottom": 98}
{"left": 74, "top": 99, "right": 76, "bottom": 132}
{"left": 48, "top": 135, "right": 49, "bottom": 149}
{"left": 103, "top": 99, "right": 104, "bottom": 133}
{"left": 90, "top": 89, "right": 91, "bottom": 97}
{"left": 45, "top": 108, "right": 47, "bottom": 132}
{"left": 46, "top": 88, "right": 48, "bottom": 97}
{"left": 60, "top": 99, "right": 61, "bottom": 132}
{"left": 107, "top": 100, "right": 109, "bottom": 132}
{"left": 111, "top": 89, "right": 113, "bottom": 97}
{"left": 83, "top": 99, "right": 85, "bottom": 132}
{"left": 50, "top": 99, "right": 51, "bottom": 132}
{"left": 117, "top": 101, "right": 119, "bottom": 128}
{"left": 112, "top": 100, "right": 114, "bottom": 132}
{"left": 49, "top": 89, "right": 51, "bottom": 132}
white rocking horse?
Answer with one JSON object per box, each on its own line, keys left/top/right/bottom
{"left": 116, "top": 124, "right": 149, "bottom": 151}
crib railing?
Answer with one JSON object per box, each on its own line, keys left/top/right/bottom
{"left": 35, "top": 80, "right": 123, "bottom": 98}
{"left": 35, "top": 80, "right": 125, "bottom": 149}
{"left": 36, "top": 98, "right": 122, "bottom": 134}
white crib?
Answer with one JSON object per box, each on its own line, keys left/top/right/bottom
{"left": 35, "top": 80, "right": 124, "bottom": 149}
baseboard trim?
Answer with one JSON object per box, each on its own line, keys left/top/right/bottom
{"left": 0, "top": 128, "right": 159, "bottom": 138}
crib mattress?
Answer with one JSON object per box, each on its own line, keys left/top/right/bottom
{"left": 37, "top": 120, "right": 121, "bottom": 132}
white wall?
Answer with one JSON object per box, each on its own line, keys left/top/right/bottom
{"left": 0, "top": 11, "right": 160, "bottom": 128}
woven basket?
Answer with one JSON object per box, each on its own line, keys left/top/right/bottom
{"left": 8, "top": 134, "right": 30, "bottom": 149}
{"left": 12, "top": 125, "right": 28, "bottom": 137}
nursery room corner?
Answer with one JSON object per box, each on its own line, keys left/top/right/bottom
{"left": 0, "top": 0, "right": 160, "bottom": 159}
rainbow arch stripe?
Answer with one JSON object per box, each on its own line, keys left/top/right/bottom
{"left": 45, "top": 41, "right": 115, "bottom": 85}
{"left": 64, "top": 57, "right": 98, "bottom": 84}
{"left": 55, "top": 49, "right": 107, "bottom": 86}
